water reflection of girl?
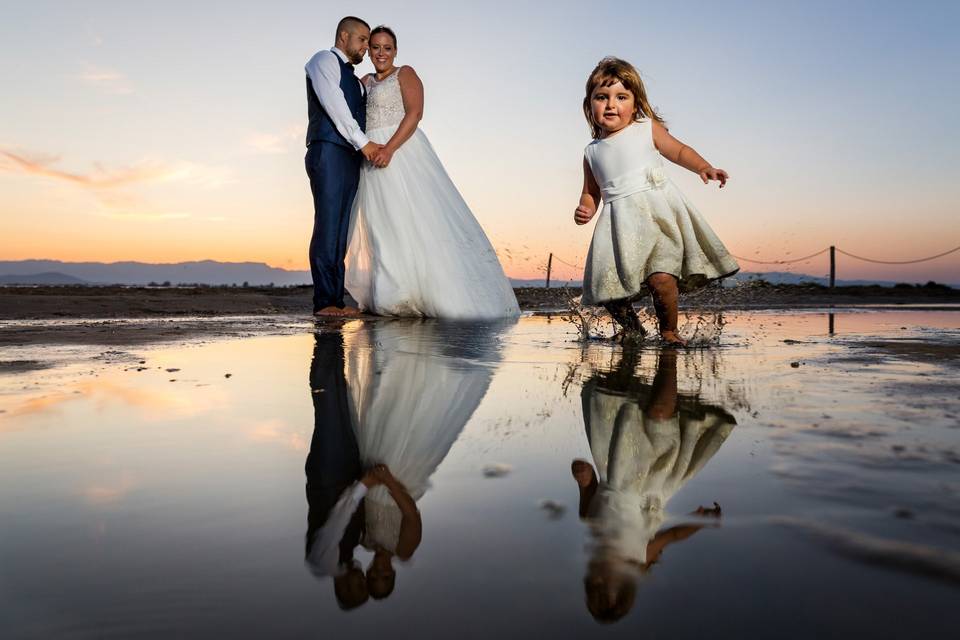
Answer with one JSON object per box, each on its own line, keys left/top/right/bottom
{"left": 572, "top": 348, "right": 735, "bottom": 623}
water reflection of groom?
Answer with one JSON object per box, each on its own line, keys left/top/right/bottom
{"left": 304, "top": 330, "right": 369, "bottom": 609}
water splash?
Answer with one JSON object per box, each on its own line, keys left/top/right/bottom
{"left": 560, "top": 287, "right": 615, "bottom": 342}
{"left": 561, "top": 281, "right": 735, "bottom": 346}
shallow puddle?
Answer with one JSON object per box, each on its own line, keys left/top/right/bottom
{"left": 1, "top": 310, "right": 958, "bottom": 638}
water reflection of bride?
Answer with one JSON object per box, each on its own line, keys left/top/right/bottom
{"left": 350, "top": 321, "right": 503, "bottom": 592}
{"left": 305, "top": 319, "right": 508, "bottom": 607}
{"left": 572, "top": 348, "right": 735, "bottom": 623}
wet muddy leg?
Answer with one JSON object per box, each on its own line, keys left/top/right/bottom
{"left": 571, "top": 460, "right": 599, "bottom": 518}
{"left": 602, "top": 299, "right": 645, "bottom": 337}
{"left": 647, "top": 273, "right": 686, "bottom": 346}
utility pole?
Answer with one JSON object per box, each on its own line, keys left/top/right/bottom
{"left": 545, "top": 253, "right": 553, "bottom": 288}
{"left": 829, "top": 246, "right": 836, "bottom": 288}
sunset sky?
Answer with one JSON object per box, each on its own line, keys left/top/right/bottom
{"left": 2, "top": 0, "right": 958, "bottom": 283}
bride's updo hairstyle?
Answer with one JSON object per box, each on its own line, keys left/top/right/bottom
{"left": 370, "top": 25, "right": 397, "bottom": 47}
{"left": 583, "top": 57, "right": 663, "bottom": 139}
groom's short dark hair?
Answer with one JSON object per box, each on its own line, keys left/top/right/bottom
{"left": 336, "top": 16, "right": 370, "bottom": 39}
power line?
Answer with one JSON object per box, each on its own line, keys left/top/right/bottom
{"left": 732, "top": 245, "right": 959, "bottom": 265}
{"left": 550, "top": 254, "right": 583, "bottom": 269}
{"left": 545, "top": 243, "right": 958, "bottom": 273}
{"left": 730, "top": 248, "right": 829, "bottom": 265}
{"left": 836, "top": 245, "right": 960, "bottom": 265}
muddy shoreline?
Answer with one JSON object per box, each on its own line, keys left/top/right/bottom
{"left": 1, "top": 284, "right": 957, "bottom": 348}
{"left": 1, "top": 283, "right": 958, "bottom": 320}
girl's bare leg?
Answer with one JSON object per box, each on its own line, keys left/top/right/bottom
{"left": 647, "top": 273, "right": 686, "bottom": 345}
{"left": 571, "top": 459, "right": 599, "bottom": 519}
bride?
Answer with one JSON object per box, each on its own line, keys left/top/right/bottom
{"left": 345, "top": 25, "right": 520, "bottom": 319}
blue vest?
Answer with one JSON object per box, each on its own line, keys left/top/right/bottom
{"left": 306, "top": 52, "right": 366, "bottom": 149}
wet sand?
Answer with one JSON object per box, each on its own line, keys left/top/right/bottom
{"left": 0, "top": 316, "right": 310, "bottom": 347}
{"left": 2, "top": 284, "right": 957, "bottom": 348}
{"left": 1, "top": 283, "right": 957, "bottom": 319}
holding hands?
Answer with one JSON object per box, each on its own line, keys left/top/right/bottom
{"left": 361, "top": 142, "right": 395, "bottom": 169}
{"left": 371, "top": 146, "right": 394, "bottom": 168}
{"left": 361, "top": 142, "right": 384, "bottom": 163}
{"left": 360, "top": 464, "right": 384, "bottom": 488}
{"left": 360, "top": 463, "right": 401, "bottom": 488}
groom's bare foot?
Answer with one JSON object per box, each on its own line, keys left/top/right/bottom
{"left": 314, "top": 306, "right": 343, "bottom": 317}
{"left": 314, "top": 306, "right": 361, "bottom": 317}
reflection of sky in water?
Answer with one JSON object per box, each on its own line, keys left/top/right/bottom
{"left": 0, "top": 311, "right": 957, "bottom": 637}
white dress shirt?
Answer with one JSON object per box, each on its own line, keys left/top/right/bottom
{"left": 304, "top": 47, "right": 370, "bottom": 151}
{"left": 305, "top": 480, "right": 368, "bottom": 577}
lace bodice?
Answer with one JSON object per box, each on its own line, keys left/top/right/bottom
{"left": 365, "top": 71, "right": 405, "bottom": 131}
{"left": 362, "top": 497, "right": 402, "bottom": 554}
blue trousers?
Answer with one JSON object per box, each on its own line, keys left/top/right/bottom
{"left": 304, "top": 331, "right": 363, "bottom": 557}
{"left": 305, "top": 141, "right": 362, "bottom": 311}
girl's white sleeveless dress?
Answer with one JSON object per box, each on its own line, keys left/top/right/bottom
{"left": 345, "top": 71, "right": 520, "bottom": 319}
{"left": 582, "top": 120, "right": 740, "bottom": 305}
{"left": 581, "top": 375, "right": 735, "bottom": 565}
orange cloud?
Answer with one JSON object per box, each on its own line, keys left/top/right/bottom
{"left": 248, "top": 418, "right": 309, "bottom": 452}
{"left": 76, "top": 65, "right": 134, "bottom": 95}
{"left": 0, "top": 147, "right": 233, "bottom": 221}
{"left": 1, "top": 149, "right": 164, "bottom": 188}
{"left": 245, "top": 124, "right": 302, "bottom": 155}
{"left": 79, "top": 472, "right": 139, "bottom": 506}
{"left": 0, "top": 149, "right": 230, "bottom": 189}
{"left": 2, "top": 379, "right": 228, "bottom": 422}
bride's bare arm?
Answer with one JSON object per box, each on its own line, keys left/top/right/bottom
{"left": 373, "top": 66, "right": 424, "bottom": 168}
{"left": 374, "top": 466, "right": 422, "bottom": 559}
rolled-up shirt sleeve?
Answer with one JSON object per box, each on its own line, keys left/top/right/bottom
{"left": 305, "top": 480, "right": 369, "bottom": 577}
{"left": 305, "top": 50, "right": 370, "bottom": 151}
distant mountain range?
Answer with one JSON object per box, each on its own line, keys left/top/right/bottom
{"left": 0, "top": 260, "right": 953, "bottom": 288}
{"left": 0, "top": 260, "right": 310, "bottom": 286}
{"left": 726, "top": 271, "right": 907, "bottom": 287}
{"left": 0, "top": 271, "right": 90, "bottom": 285}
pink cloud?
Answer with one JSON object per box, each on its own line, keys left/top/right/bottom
{"left": 1, "top": 149, "right": 176, "bottom": 188}
{"left": 76, "top": 65, "right": 134, "bottom": 95}
{"left": 0, "top": 148, "right": 232, "bottom": 190}
{"left": 0, "top": 147, "right": 232, "bottom": 221}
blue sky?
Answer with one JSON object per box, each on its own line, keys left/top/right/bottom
{"left": 1, "top": 0, "right": 958, "bottom": 282}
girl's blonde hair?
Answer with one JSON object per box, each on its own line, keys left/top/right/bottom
{"left": 583, "top": 57, "right": 663, "bottom": 139}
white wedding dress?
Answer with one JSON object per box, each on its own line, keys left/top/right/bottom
{"left": 343, "top": 321, "right": 501, "bottom": 553}
{"left": 345, "top": 71, "right": 520, "bottom": 319}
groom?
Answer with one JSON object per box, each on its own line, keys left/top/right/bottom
{"left": 304, "top": 16, "right": 382, "bottom": 316}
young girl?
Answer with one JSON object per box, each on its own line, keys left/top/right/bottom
{"left": 574, "top": 57, "right": 740, "bottom": 345}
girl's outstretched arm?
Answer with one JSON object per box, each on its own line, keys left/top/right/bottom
{"left": 652, "top": 121, "right": 729, "bottom": 188}
{"left": 574, "top": 157, "right": 602, "bottom": 224}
